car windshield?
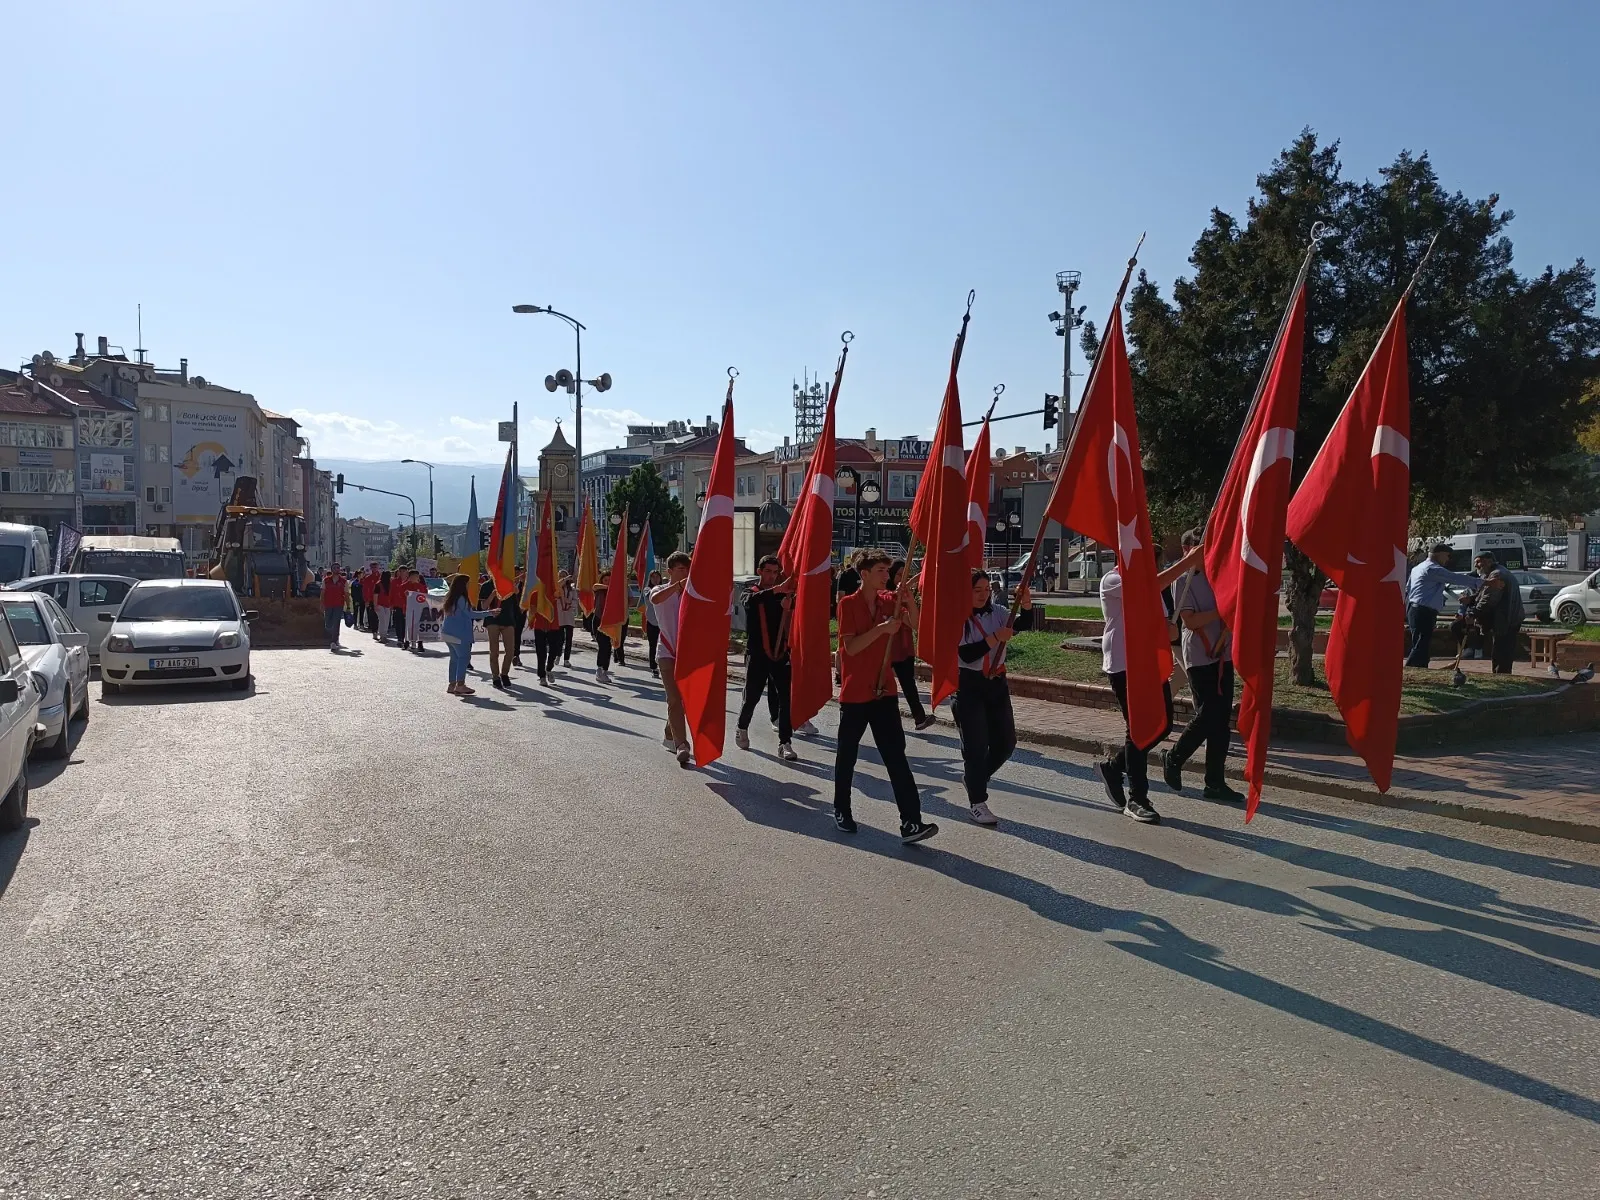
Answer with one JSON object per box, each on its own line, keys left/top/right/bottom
{"left": 78, "top": 550, "right": 187, "bottom": 581}
{"left": 0, "top": 545, "right": 29, "bottom": 584}
{"left": 118, "top": 586, "right": 238, "bottom": 622}
{"left": 2, "top": 600, "right": 50, "bottom": 644}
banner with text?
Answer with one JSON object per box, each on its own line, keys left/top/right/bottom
{"left": 173, "top": 405, "right": 247, "bottom": 522}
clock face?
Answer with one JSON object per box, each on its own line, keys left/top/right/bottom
{"left": 552, "top": 463, "right": 569, "bottom": 479}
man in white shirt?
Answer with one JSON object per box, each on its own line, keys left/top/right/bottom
{"left": 1097, "top": 543, "right": 1201, "bottom": 824}
{"left": 1162, "top": 529, "right": 1244, "bottom": 803}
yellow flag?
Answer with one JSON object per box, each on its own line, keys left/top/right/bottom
{"left": 459, "top": 552, "right": 480, "bottom": 608}
{"left": 575, "top": 500, "right": 599, "bottom": 614}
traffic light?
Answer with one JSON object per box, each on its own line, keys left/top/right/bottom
{"left": 1043, "top": 394, "right": 1060, "bottom": 431}
{"left": 335, "top": 473, "right": 345, "bottom": 494}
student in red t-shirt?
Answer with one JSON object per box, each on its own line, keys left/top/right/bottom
{"left": 832, "top": 548, "right": 937, "bottom": 844}
{"left": 320, "top": 564, "right": 347, "bottom": 650}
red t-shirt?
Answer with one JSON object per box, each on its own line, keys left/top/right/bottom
{"left": 837, "top": 588, "right": 898, "bottom": 704}
{"left": 321, "top": 576, "right": 347, "bottom": 609}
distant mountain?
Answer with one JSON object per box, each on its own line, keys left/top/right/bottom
{"left": 321, "top": 459, "right": 501, "bottom": 527}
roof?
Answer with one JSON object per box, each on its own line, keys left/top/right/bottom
{"left": 0, "top": 379, "right": 70, "bottom": 418}
{"left": 542, "top": 424, "right": 573, "bottom": 454}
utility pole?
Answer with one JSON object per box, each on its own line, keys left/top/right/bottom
{"left": 1051, "top": 271, "right": 1084, "bottom": 451}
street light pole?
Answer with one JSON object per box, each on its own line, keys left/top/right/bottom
{"left": 514, "top": 305, "right": 612, "bottom": 545}
{"left": 401, "top": 458, "right": 435, "bottom": 553}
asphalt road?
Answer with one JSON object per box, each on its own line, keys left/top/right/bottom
{"left": 3, "top": 641, "right": 1598, "bottom": 1198}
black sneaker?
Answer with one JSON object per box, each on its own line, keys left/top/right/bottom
{"left": 900, "top": 820, "right": 939, "bottom": 845}
{"left": 1203, "top": 782, "right": 1247, "bottom": 805}
{"left": 1161, "top": 750, "right": 1184, "bottom": 793}
{"left": 1097, "top": 762, "right": 1126, "bottom": 811}
{"left": 1124, "top": 797, "right": 1161, "bottom": 824}
{"left": 833, "top": 808, "right": 858, "bottom": 834}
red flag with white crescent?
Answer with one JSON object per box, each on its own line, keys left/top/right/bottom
{"left": 789, "top": 377, "right": 840, "bottom": 729}
{"left": 1286, "top": 301, "right": 1411, "bottom": 793}
{"left": 910, "top": 305, "right": 972, "bottom": 708}
{"left": 963, "top": 417, "right": 992, "bottom": 572}
{"left": 1045, "top": 309, "right": 1172, "bottom": 749}
{"left": 1205, "top": 280, "right": 1306, "bottom": 818}
{"left": 675, "top": 388, "right": 738, "bottom": 767}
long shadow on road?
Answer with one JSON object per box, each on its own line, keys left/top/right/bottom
{"left": 705, "top": 759, "right": 1600, "bottom": 1126}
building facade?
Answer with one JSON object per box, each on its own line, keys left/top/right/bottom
{"left": 0, "top": 371, "right": 80, "bottom": 539}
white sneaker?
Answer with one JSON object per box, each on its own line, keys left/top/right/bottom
{"left": 796, "top": 720, "right": 818, "bottom": 737}
{"left": 969, "top": 802, "right": 999, "bottom": 826}
{"left": 662, "top": 735, "right": 677, "bottom": 752}
{"left": 675, "top": 741, "right": 693, "bottom": 768}
{"left": 736, "top": 728, "right": 751, "bottom": 750}
{"left": 778, "top": 742, "right": 799, "bottom": 762}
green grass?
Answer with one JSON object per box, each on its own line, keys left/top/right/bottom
{"left": 1002, "top": 632, "right": 1559, "bottom": 716}
{"left": 1044, "top": 604, "right": 1105, "bottom": 621}
{"left": 1563, "top": 624, "right": 1600, "bottom": 643}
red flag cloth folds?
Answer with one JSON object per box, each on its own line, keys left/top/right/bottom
{"left": 788, "top": 390, "right": 838, "bottom": 729}
{"left": 909, "top": 330, "right": 969, "bottom": 709}
{"left": 1205, "top": 282, "right": 1307, "bottom": 819}
{"left": 486, "top": 444, "right": 518, "bottom": 598}
{"left": 1286, "top": 303, "right": 1411, "bottom": 793}
{"left": 777, "top": 443, "right": 818, "bottom": 579}
{"left": 963, "top": 418, "right": 992, "bottom": 573}
{"left": 632, "top": 517, "right": 652, "bottom": 598}
{"left": 528, "top": 490, "right": 559, "bottom": 623}
{"left": 1045, "top": 309, "right": 1172, "bottom": 749}
{"left": 676, "top": 395, "right": 738, "bottom": 766}
{"left": 598, "top": 524, "right": 631, "bottom": 642}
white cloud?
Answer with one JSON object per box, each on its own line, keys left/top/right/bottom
{"left": 289, "top": 407, "right": 499, "bottom": 463}
{"left": 449, "top": 415, "right": 497, "bottom": 433}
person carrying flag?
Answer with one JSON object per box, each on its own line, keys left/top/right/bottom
{"left": 953, "top": 567, "right": 1033, "bottom": 826}
{"left": 556, "top": 575, "right": 578, "bottom": 669}
{"left": 642, "top": 569, "right": 663, "bottom": 677}
{"left": 530, "top": 576, "right": 564, "bottom": 685}
{"left": 1162, "top": 529, "right": 1245, "bottom": 803}
{"left": 832, "top": 549, "right": 938, "bottom": 844}
{"left": 1099, "top": 544, "right": 1203, "bottom": 823}
{"left": 886, "top": 559, "right": 935, "bottom": 731}
{"left": 735, "top": 555, "right": 798, "bottom": 761}
{"left": 649, "top": 552, "right": 692, "bottom": 765}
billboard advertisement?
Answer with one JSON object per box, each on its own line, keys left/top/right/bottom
{"left": 173, "top": 405, "right": 247, "bottom": 522}
{"left": 91, "top": 453, "right": 126, "bottom": 492}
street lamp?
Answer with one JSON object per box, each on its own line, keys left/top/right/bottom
{"left": 512, "top": 304, "right": 613, "bottom": 528}
{"left": 994, "top": 511, "right": 1024, "bottom": 591}
{"left": 400, "top": 458, "right": 434, "bottom": 551}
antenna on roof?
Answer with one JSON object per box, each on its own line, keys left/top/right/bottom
{"left": 135, "top": 304, "right": 147, "bottom": 364}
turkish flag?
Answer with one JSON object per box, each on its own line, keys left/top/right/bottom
{"left": 1046, "top": 309, "right": 1172, "bottom": 749}
{"left": 789, "top": 392, "right": 839, "bottom": 729}
{"left": 632, "top": 516, "right": 653, "bottom": 598}
{"left": 675, "top": 393, "right": 738, "bottom": 767}
{"left": 910, "top": 317, "right": 971, "bottom": 708}
{"left": 1205, "top": 281, "right": 1307, "bottom": 819}
{"left": 1286, "top": 302, "right": 1411, "bottom": 792}
{"left": 963, "top": 417, "right": 992, "bottom": 572}
{"left": 526, "top": 489, "right": 559, "bottom": 623}
{"left": 777, "top": 439, "right": 818, "bottom": 580}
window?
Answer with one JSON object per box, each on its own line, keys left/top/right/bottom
{"left": 159, "top": 404, "right": 169, "bottom": 421}
{"left": 143, "top": 405, "right": 154, "bottom": 420}
{"left": 162, "top": 487, "right": 171, "bottom": 503}
{"left": 145, "top": 444, "right": 156, "bottom": 463}
{"left": 79, "top": 579, "right": 131, "bottom": 608}
{"left": 13, "top": 469, "right": 75, "bottom": 494}
{"left": 0, "top": 604, "right": 21, "bottom": 671}
{"left": 158, "top": 445, "right": 169, "bottom": 463}
{"left": 77, "top": 411, "right": 135, "bottom": 448}
{"left": 888, "top": 470, "right": 920, "bottom": 501}
{"left": 787, "top": 473, "right": 802, "bottom": 502}
{"left": 43, "top": 580, "right": 70, "bottom": 606}
{"left": 0, "top": 601, "right": 45, "bottom": 646}
{"left": 118, "top": 584, "right": 238, "bottom": 622}
{"left": 146, "top": 486, "right": 157, "bottom": 502}
{"left": 0, "top": 422, "right": 70, "bottom": 448}
{"left": 43, "top": 598, "right": 75, "bottom": 637}
{"left": 765, "top": 473, "right": 778, "bottom": 499}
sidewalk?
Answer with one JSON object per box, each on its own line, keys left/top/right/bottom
{"left": 943, "top": 690, "right": 1600, "bottom": 844}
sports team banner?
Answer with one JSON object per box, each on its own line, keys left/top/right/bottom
{"left": 405, "top": 590, "right": 441, "bottom": 646}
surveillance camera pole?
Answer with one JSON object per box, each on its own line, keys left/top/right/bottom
{"left": 1053, "top": 271, "right": 1082, "bottom": 452}
{"left": 513, "top": 304, "right": 594, "bottom": 543}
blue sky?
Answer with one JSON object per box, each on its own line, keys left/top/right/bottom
{"left": 4, "top": 0, "right": 1595, "bottom": 499}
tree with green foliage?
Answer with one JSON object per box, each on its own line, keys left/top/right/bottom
{"left": 1128, "top": 130, "right": 1599, "bottom": 681}
{"left": 606, "top": 461, "right": 685, "bottom": 556}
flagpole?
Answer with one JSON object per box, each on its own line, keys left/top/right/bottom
{"left": 1009, "top": 232, "right": 1145, "bottom": 612}
{"left": 1204, "top": 222, "right": 1333, "bottom": 523}
{"left": 877, "top": 291, "right": 975, "bottom": 696}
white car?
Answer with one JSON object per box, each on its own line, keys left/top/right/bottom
{"left": 1552, "top": 570, "right": 1600, "bottom": 627}
{"left": 3, "top": 593, "right": 90, "bottom": 759}
{"left": 98, "top": 579, "right": 254, "bottom": 694}
{"left": 0, "top": 605, "right": 43, "bottom": 832}
{"left": 5, "top": 573, "right": 138, "bottom": 663}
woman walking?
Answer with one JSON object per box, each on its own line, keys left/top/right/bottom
{"left": 440, "top": 574, "right": 495, "bottom": 696}
{"left": 373, "top": 569, "right": 393, "bottom": 643}
{"left": 643, "top": 569, "right": 663, "bottom": 677}
{"left": 953, "top": 568, "right": 1032, "bottom": 826}
{"left": 885, "top": 559, "right": 936, "bottom": 731}
{"left": 557, "top": 575, "right": 578, "bottom": 670}
{"left": 650, "top": 553, "right": 692, "bottom": 766}
{"left": 482, "top": 581, "right": 520, "bottom": 690}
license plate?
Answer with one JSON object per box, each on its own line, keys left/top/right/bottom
{"left": 149, "top": 656, "right": 200, "bottom": 669}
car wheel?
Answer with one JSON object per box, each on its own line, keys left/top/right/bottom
{"left": 0, "top": 769, "right": 27, "bottom": 834}
{"left": 1556, "top": 602, "right": 1586, "bottom": 627}
{"left": 231, "top": 675, "right": 251, "bottom": 692}
{"left": 102, "top": 681, "right": 121, "bottom": 696}
{"left": 46, "top": 702, "right": 73, "bottom": 760}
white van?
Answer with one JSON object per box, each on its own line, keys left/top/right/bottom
{"left": 1444, "top": 532, "right": 1527, "bottom": 573}
{"left": 0, "top": 524, "right": 55, "bottom": 586}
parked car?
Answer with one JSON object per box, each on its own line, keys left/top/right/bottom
{"left": 68, "top": 534, "right": 186, "bottom": 581}
{"left": 0, "top": 523, "right": 53, "bottom": 586}
{"left": 4, "top": 574, "right": 138, "bottom": 662}
{"left": 1551, "top": 570, "right": 1600, "bottom": 627}
{"left": 1066, "top": 548, "right": 1117, "bottom": 580}
{"left": 0, "top": 605, "right": 43, "bottom": 832}
{"left": 98, "top": 579, "right": 254, "bottom": 694}
{"left": 2, "top": 593, "right": 90, "bottom": 759}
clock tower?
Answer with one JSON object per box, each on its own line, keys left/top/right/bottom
{"left": 537, "top": 422, "right": 578, "bottom": 560}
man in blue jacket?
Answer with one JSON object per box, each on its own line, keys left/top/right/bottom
{"left": 1405, "top": 544, "right": 1481, "bottom": 667}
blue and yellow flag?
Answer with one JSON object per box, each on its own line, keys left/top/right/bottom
{"left": 486, "top": 445, "right": 518, "bottom": 597}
